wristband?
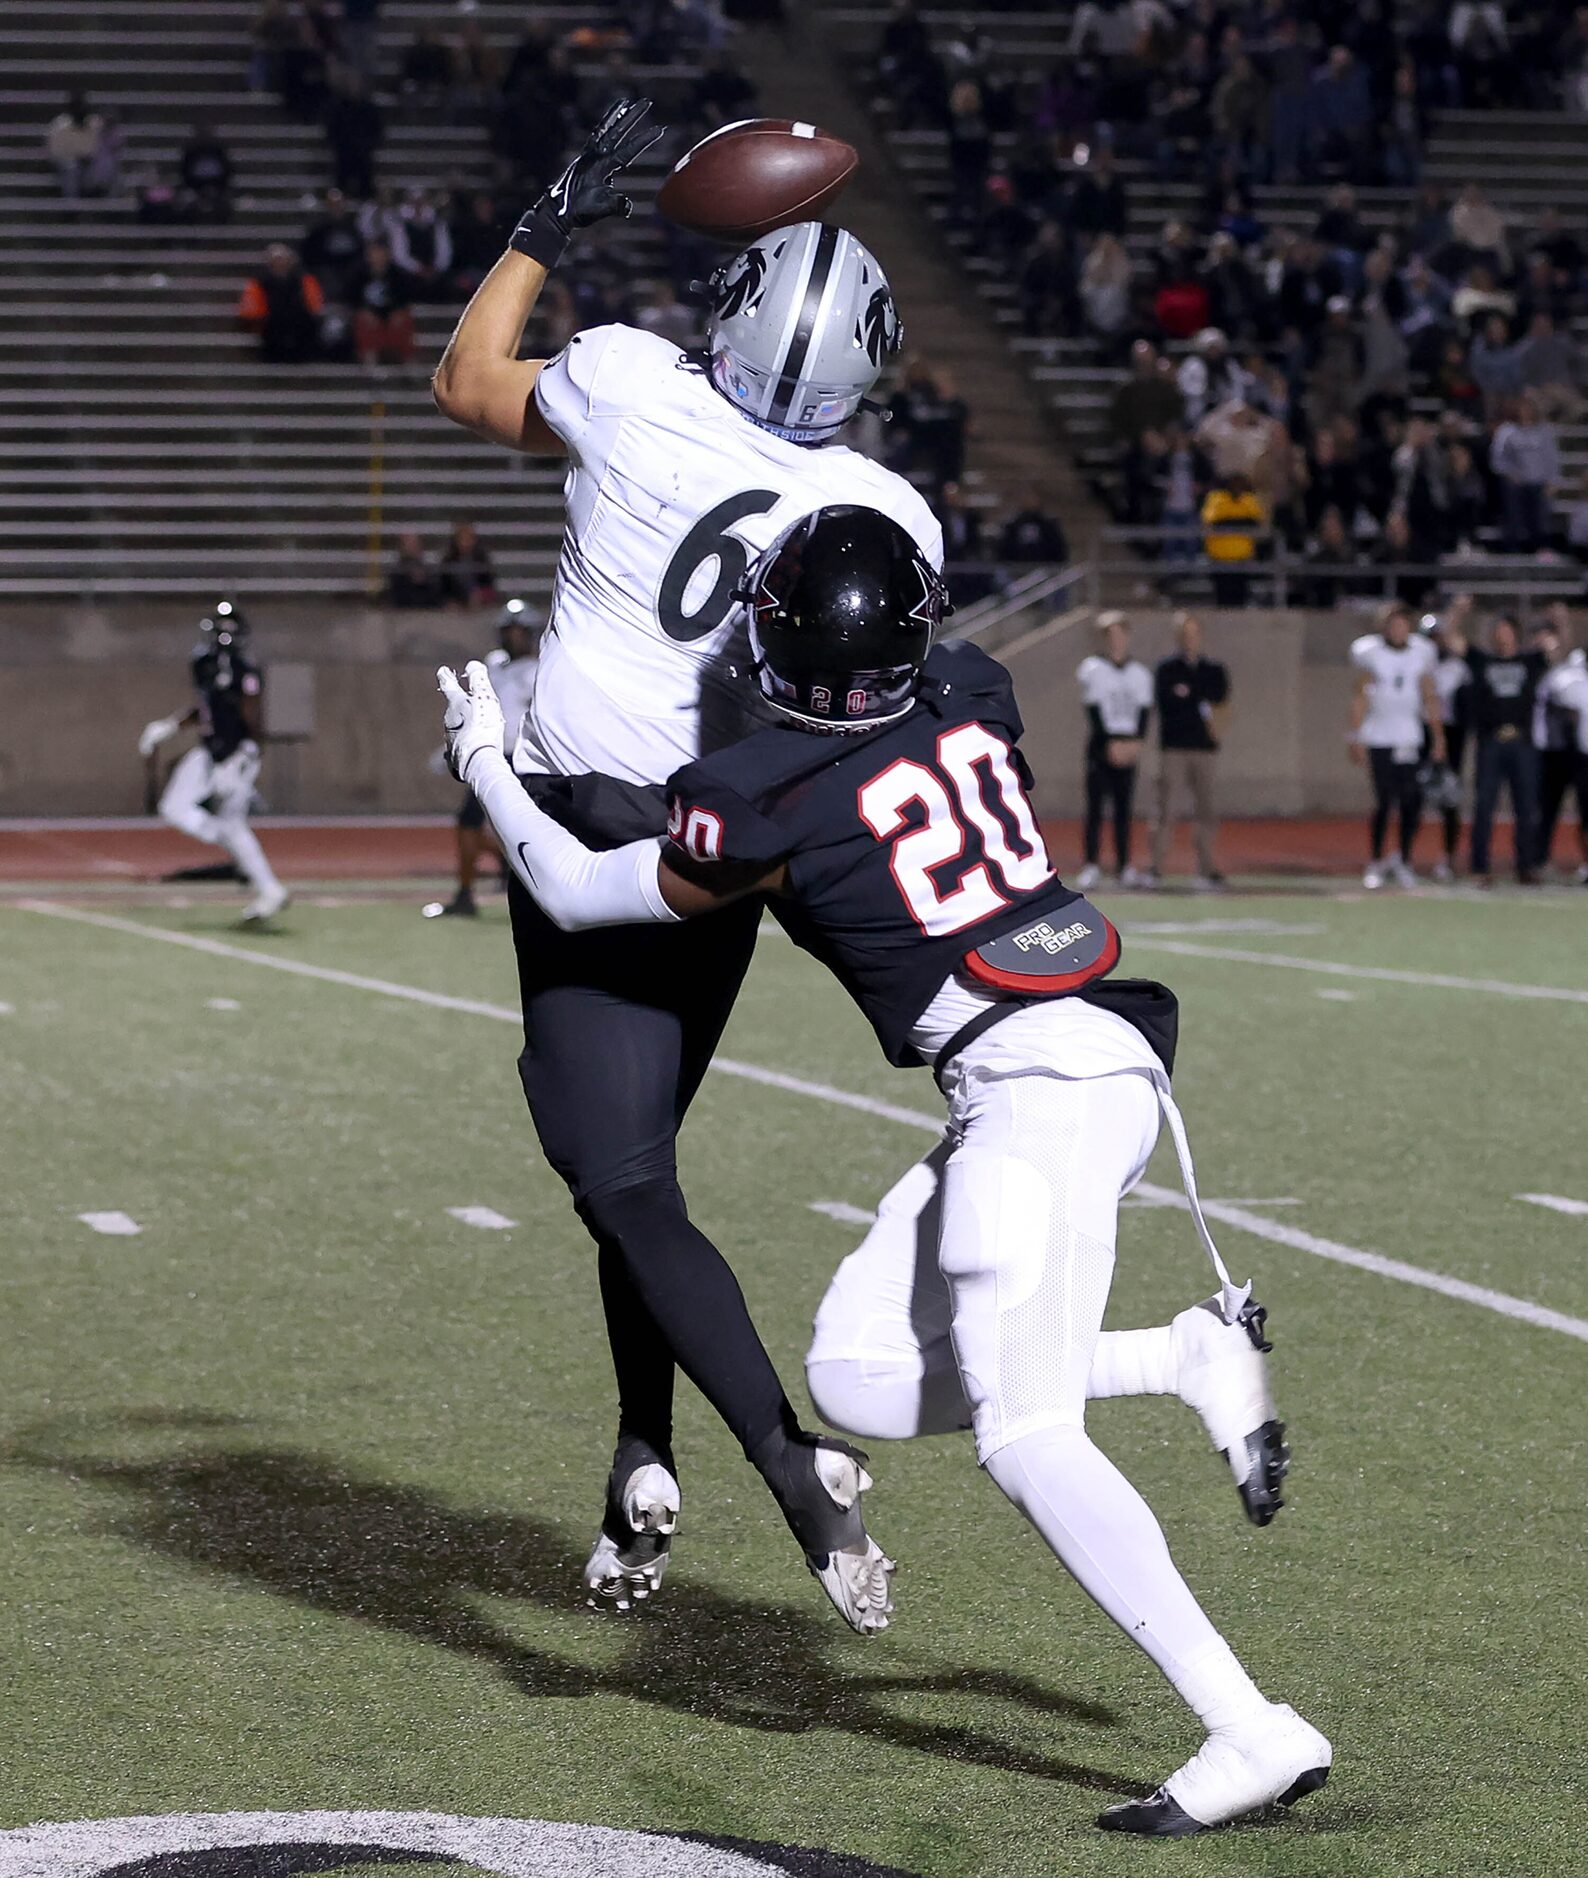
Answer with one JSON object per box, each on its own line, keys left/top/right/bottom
{"left": 508, "top": 209, "right": 569, "bottom": 270}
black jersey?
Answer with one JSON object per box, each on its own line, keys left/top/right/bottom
{"left": 665, "top": 641, "right": 1085, "bottom": 1066}
{"left": 191, "top": 645, "right": 261, "bottom": 759}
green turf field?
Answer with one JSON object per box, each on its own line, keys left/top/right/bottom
{"left": 2, "top": 887, "right": 1584, "bottom": 1876}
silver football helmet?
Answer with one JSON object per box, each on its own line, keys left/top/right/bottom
{"left": 705, "top": 221, "right": 903, "bottom": 444}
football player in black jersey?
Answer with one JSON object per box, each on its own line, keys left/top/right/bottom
{"left": 139, "top": 601, "right": 288, "bottom": 922}
{"left": 439, "top": 508, "right": 1331, "bottom": 1838}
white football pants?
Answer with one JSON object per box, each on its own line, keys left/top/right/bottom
{"left": 806, "top": 1009, "right": 1269, "bottom": 1716}
{"left": 158, "top": 745, "right": 281, "bottom": 899}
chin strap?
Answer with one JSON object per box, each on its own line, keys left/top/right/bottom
{"left": 1146, "top": 1069, "right": 1252, "bottom": 1326}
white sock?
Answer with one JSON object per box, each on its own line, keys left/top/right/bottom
{"left": 983, "top": 1425, "right": 1266, "bottom": 1726}
{"left": 1088, "top": 1326, "right": 1177, "bottom": 1399}
{"left": 221, "top": 822, "right": 281, "bottom": 898}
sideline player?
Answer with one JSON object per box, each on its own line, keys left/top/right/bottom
{"left": 429, "top": 597, "right": 543, "bottom": 919}
{"left": 138, "top": 601, "right": 288, "bottom": 922}
{"left": 430, "top": 100, "right": 939, "bottom": 1622}
{"left": 1536, "top": 614, "right": 1588, "bottom": 882}
{"left": 1429, "top": 601, "right": 1474, "bottom": 882}
{"left": 437, "top": 506, "right": 1329, "bottom": 1838}
{"left": 1348, "top": 601, "right": 1444, "bottom": 889}
{"left": 1075, "top": 611, "right": 1154, "bottom": 890}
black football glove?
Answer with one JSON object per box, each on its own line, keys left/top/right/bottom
{"left": 509, "top": 97, "right": 666, "bottom": 269}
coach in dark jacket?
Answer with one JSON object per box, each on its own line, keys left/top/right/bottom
{"left": 1467, "top": 614, "right": 1547, "bottom": 884}
{"left": 1149, "top": 610, "right": 1229, "bottom": 884}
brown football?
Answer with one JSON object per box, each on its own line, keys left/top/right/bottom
{"left": 656, "top": 118, "right": 859, "bottom": 246}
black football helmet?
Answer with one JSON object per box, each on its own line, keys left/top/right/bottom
{"left": 744, "top": 506, "right": 948, "bottom": 732}
{"left": 197, "top": 598, "right": 250, "bottom": 651}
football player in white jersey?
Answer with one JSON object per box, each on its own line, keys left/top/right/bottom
{"left": 431, "top": 99, "right": 939, "bottom": 1629}
{"left": 1074, "top": 611, "right": 1155, "bottom": 890}
{"left": 1348, "top": 601, "right": 1444, "bottom": 889}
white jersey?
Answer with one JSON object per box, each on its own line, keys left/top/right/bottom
{"left": 1076, "top": 655, "right": 1154, "bottom": 737}
{"left": 522, "top": 323, "right": 944, "bottom": 785}
{"left": 1351, "top": 633, "right": 1436, "bottom": 755}
{"left": 1540, "top": 653, "right": 1588, "bottom": 755}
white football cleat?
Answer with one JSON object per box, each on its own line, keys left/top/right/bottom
{"left": 1391, "top": 858, "right": 1416, "bottom": 889}
{"left": 583, "top": 1442, "right": 681, "bottom": 1612}
{"left": 240, "top": 884, "right": 289, "bottom": 923}
{"left": 1120, "top": 864, "right": 1149, "bottom": 889}
{"left": 1431, "top": 859, "right": 1454, "bottom": 883}
{"left": 807, "top": 1445, "right": 895, "bottom": 1636}
{"left": 1098, "top": 1702, "right": 1332, "bottom": 1835}
{"left": 1076, "top": 862, "right": 1101, "bottom": 890}
{"left": 1361, "top": 864, "right": 1384, "bottom": 891}
{"left": 1171, "top": 1296, "right": 1288, "bottom": 1526}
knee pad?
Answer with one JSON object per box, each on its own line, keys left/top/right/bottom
{"left": 579, "top": 1174, "right": 687, "bottom": 1251}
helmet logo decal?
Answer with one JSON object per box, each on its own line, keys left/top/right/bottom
{"left": 860, "top": 287, "right": 901, "bottom": 366}
{"left": 713, "top": 246, "right": 769, "bottom": 321}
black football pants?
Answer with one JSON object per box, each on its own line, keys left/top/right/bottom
{"left": 1367, "top": 746, "right": 1423, "bottom": 864}
{"left": 1084, "top": 754, "right": 1139, "bottom": 871}
{"left": 507, "top": 850, "right": 795, "bottom": 1469}
{"left": 1470, "top": 735, "right": 1540, "bottom": 878}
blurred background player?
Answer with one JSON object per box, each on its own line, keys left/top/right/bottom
{"left": 1076, "top": 610, "right": 1153, "bottom": 890}
{"left": 1533, "top": 604, "right": 1586, "bottom": 876}
{"left": 430, "top": 596, "right": 542, "bottom": 919}
{"left": 1430, "top": 599, "right": 1476, "bottom": 883}
{"left": 1348, "top": 601, "right": 1444, "bottom": 890}
{"left": 1148, "top": 610, "right": 1229, "bottom": 890}
{"left": 137, "top": 601, "right": 288, "bottom": 923}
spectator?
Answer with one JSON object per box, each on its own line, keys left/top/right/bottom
{"left": 1467, "top": 613, "right": 1547, "bottom": 884}
{"left": 340, "top": 0, "right": 382, "bottom": 86}
{"left": 1450, "top": 184, "right": 1509, "bottom": 271}
{"left": 237, "top": 244, "right": 325, "bottom": 363}
{"left": 1373, "top": 509, "right": 1436, "bottom": 606}
{"left": 300, "top": 188, "right": 367, "bottom": 306}
{"left": 389, "top": 189, "right": 454, "bottom": 300}
{"left": 1019, "top": 221, "right": 1075, "bottom": 336}
{"left": 1302, "top": 425, "right": 1360, "bottom": 531}
{"left": 179, "top": 120, "right": 234, "bottom": 223}
{"left": 998, "top": 494, "right": 1068, "bottom": 566}
{"left": 386, "top": 531, "right": 440, "bottom": 608}
{"left": 1079, "top": 233, "right": 1134, "bottom": 345}
{"left": 1533, "top": 609, "right": 1584, "bottom": 870}
{"left": 324, "top": 74, "right": 384, "bottom": 199}
{"left": 450, "top": 16, "right": 503, "bottom": 110}
{"left": 439, "top": 522, "right": 496, "bottom": 607}
{"left": 1110, "top": 340, "right": 1183, "bottom": 447}
{"left": 1491, "top": 393, "right": 1561, "bottom": 550}
{"left": 1307, "top": 46, "right": 1373, "bottom": 182}
{"left": 1075, "top": 611, "right": 1155, "bottom": 890}
{"left": 279, "top": 9, "right": 332, "bottom": 119}
{"left": 1349, "top": 601, "right": 1444, "bottom": 890}
{"left": 690, "top": 48, "right": 757, "bottom": 125}
{"left": 938, "top": 480, "right": 984, "bottom": 564}
{"left": 1178, "top": 328, "right": 1245, "bottom": 426}
{"left": 1195, "top": 398, "right": 1283, "bottom": 489}
{"left": 1514, "top": 312, "right": 1582, "bottom": 416}
{"left": 450, "top": 190, "right": 509, "bottom": 297}
{"left": 1210, "top": 51, "right": 1269, "bottom": 175}
{"left": 248, "top": 0, "right": 295, "bottom": 94}
{"left": 1066, "top": 147, "right": 1128, "bottom": 239}
{"left": 349, "top": 239, "right": 416, "bottom": 367}
{"left": 1201, "top": 469, "right": 1264, "bottom": 605}
{"left": 1149, "top": 610, "right": 1229, "bottom": 888}
{"left": 46, "top": 91, "right": 112, "bottom": 198}
{"left": 946, "top": 76, "right": 992, "bottom": 223}
{"left": 399, "top": 26, "right": 454, "bottom": 109}
{"left": 1303, "top": 504, "right": 1360, "bottom": 605}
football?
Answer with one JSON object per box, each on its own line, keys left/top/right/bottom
{"left": 656, "top": 118, "right": 859, "bottom": 246}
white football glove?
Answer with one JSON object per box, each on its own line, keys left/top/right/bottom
{"left": 437, "top": 661, "right": 505, "bottom": 786}
{"left": 139, "top": 715, "right": 181, "bottom": 759}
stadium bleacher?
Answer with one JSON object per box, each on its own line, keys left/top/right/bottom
{"left": 2, "top": 2, "right": 707, "bottom": 598}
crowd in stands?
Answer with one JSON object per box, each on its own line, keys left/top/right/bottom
{"left": 871, "top": 1, "right": 1588, "bottom": 599}
{"left": 386, "top": 521, "right": 498, "bottom": 609}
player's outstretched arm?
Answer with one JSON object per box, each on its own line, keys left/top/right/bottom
{"left": 432, "top": 98, "right": 663, "bottom": 456}
{"left": 438, "top": 664, "right": 766, "bottom": 929}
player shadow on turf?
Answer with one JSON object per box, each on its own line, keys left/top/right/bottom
{"left": 4, "top": 1413, "right": 1134, "bottom": 1796}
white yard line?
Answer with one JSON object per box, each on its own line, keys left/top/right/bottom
{"left": 78, "top": 1211, "right": 141, "bottom": 1236}
{"left": 446, "top": 1205, "right": 518, "bottom": 1231}
{"left": 810, "top": 1200, "right": 877, "bottom": 1226}
{"left": 206, "top": 997, "right": 241, "bottom": 1011}
{"left": 1124, "top": 936, "right": 1588, "bottom": 1005}
{"left": 0, "top": 1000, "right": 12, "bottom": 1014}
{"left": 1315, "top": 988, "right": 1357, "bottom": 1002}
{"left": 20, "top": 899, "right": 1588, "bottom": 1346}
{"left": 1517, "top": 1193, "right": 1588, "bottom": 1218}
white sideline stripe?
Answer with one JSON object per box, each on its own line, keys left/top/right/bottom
{"left": 78, "top": 1211, "right": 141, "bottom": 1236}
{"left": 20, "top": 899, "right": 1588, "bottom": 1345}
{"left": 810, "top": 1200, "right": 877, "bottom": 1226}
{"left": 1315, "top": 988, "right": 1358, "bottom": 1002}
{"left": 1122, "top": 919, "right": 1324, "bottom": 937}
{"left": 447, "top": 1204, "right": 517, "bottom": 1231}
{"left": 206, "top": 996, "right": 241, "bottom": 1011}
{"left": 1126, "top": 936, "right": 1588, "bottom": 1005}
{"left": 1518, "top": 1192, "right": 1588, "bottom": 1218}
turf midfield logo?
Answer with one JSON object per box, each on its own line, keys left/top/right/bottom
{"left": 0, "top": 1811, "right": 923, "bottom": 1878}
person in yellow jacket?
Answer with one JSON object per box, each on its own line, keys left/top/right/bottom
{"left": 1201, "top": 471, "right": 1265, "bottom": 606}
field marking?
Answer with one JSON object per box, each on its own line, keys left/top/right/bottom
{"left": 0, "top": 1000, "right": 12, "bottom": 1014}
{"left": 1517, "top": 1193, "right": 1588, "bottom": 1218}
{"left": 19, "top": 899, "right": 1588, "bottom": 1346}
{"left": 1124, "top": 936, "right": 1588, "bottom": 1005}
{"left": 1121, "top": 919, "right": 1324, "bottom": 937}
{"left": 1315, "top": 988, "right": 1357, "bottom": 1003}
{"left": 447, "top": 1204, "right": 518, "bottom": 1231}
{"left": 206, "top": 996, "right": 241, "bottom": 1011}
{"left": 810, "top": 1200, "right": 878, "bottom": 1226}
{"left": 78, "top": 1210, "right": 141, "bottom": 1236}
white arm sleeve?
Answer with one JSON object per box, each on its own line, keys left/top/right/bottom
{"left": 467, "top": 749, "right": 682, "bottom": 931}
